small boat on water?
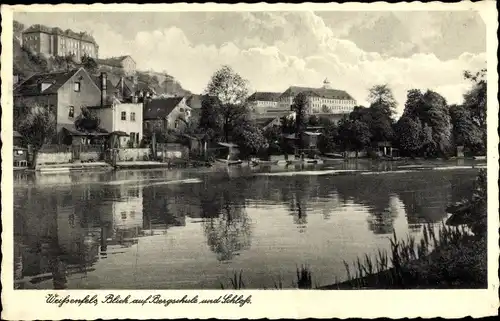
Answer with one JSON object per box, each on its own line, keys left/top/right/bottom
{"left": 323, "top": 152, "right": 344, "bottom": 159}
{"left": 216, "top": 159, "right": 243, "bottom": 166}
{"left": 251, "top": 159, "right": 279, "bottom": 166}
{"left": 321, "top": 157, "right": 345, "bottom": 164}
{"left": 286, "top": 158, "right": 323, "bottom": 165}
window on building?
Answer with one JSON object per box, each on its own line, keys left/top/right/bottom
{"left": 131, "top": 112, "right": 136, "bottom": 121}
{"left": 68, "top": 106, "right": 74, "bottom": 118}
{"left": 121, "top": 211, "right": 127, "bottom": 220}
{"left": 174, "top": 120, "right": 179, "bottom": 128}
{"left": 179, "top": 107, "right": 184, "bottom": 112}
{"left": 74, "top": 82, "right": 81, "bottom": 92}
{"left": 121, "top": 111, "right": 127, "bottom": 120}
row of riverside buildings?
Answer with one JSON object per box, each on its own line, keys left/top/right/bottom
{"left": 14, "top": 24, "right": 358, "bottom": 150}
{"left": 13, "top": 67, "right": 197, "bottom": 148}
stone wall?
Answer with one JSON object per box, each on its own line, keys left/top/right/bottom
{"left": 36, "top": 152, "right": 72, "bottom": 166}
{"left": 80, "top": 151, "right": 101, "bottom": 162}
{"left": 117, "top": 148, "right": 151, "bottom": 161}
{"left": 156, "top": 143, "right": 189, "bottom": 160}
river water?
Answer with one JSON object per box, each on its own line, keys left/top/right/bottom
{"left": 13, "top": 159, "right": 484, "bottom": 289}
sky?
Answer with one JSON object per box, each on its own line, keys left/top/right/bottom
{"left": 14, "top": 10, "right": 487, "bottom": 116}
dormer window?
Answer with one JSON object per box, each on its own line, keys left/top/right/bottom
{"left": 40, "top": 82, "right": 52, "bottom": 92}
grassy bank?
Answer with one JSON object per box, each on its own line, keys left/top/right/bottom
{"left": 220, "top": 224, "right": 486, "bottom": 290}
{"left": 320, "top": 224, "right": 486, "bottom": 290}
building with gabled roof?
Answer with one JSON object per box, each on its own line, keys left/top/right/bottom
{"left": 143, "top": 97, "right": 192, "bottom": 134}
{"left": 278, "top": 79, "right": 357, "bottom": 116}
{"left": 13, "top": 68, "right": 117, "bottom": 144}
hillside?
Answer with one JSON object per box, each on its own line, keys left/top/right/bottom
{"left": 13, "top": 20, "right": 192, "bottom": 96}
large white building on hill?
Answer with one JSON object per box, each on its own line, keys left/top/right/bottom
{"left": 278, "top": 79, "right": 357, "bottom": 114}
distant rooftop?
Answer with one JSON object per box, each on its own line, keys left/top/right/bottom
{"left": 247, "top": 92, "right": 282, "bottom": 102}
{"left": 23, "top": 24, "right": 97, "bottom": 44}
{"left": 280, "top": 86, "right": 355, "bottom": 101}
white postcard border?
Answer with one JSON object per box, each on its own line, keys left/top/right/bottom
{"left": 1, "top": 2, "right": 498, "bottom": 320}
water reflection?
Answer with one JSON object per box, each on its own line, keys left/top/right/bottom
{"left": 14, "top": 166, "right": 478, "bottom": 289}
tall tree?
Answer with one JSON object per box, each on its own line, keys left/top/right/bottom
{"left": 367, "top": 84, "right": 397, "bottom": 116}
{"left": 205, "top": 65, "right": 249, "bottom": 106}
{"left": 292, "top": 92, "right": 309, "bottom": 151}
{"left": 449, "top": 104, "right": 483, "bottom": 154}
{"left": 367, "top": 85, "right": 396, "bottom": 143}
{"left": 203, "top": 65, "right": 251, "bottom": 142}
{"left": 338, "top": 118, "right": 372, "bottom": 157}
{"left": 396, "top": 116, "right": 424, "bottom": 157}
{"left": 18, "top": 104, "right": 56, "bottom": 168}
{"left": 421, "top": 90, "right": 453, "bottom": 157}
{"left": 463, "top": 68, "right": 487, "bottom": 152}
{"left": 199, "top": 95, "right": 223, "bottom": 141}
{"left": 349, "top": 105, "right": 371, "bottom": 123}
{"left": 317, "top": 119, "right": 338, "bottom": 154}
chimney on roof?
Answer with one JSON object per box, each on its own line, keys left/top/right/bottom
{"left": 100, "top": 72, "right": 107, "bottom": 107}
{"left": 120, "top": 76, "right": 124, "bottom": 99}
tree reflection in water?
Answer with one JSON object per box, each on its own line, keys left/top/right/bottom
{"left": 286, "top": 177, "right": 313, "bottom": 233}
{"left": 200, "top": 179, "right": 253, "bottom": 262}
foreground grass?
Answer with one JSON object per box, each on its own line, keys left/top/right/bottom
{"left": 219, "top": 223, "right": 487, "bottom": 290}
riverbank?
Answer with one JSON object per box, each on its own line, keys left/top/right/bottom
{"left": 218, "top": 225, "right": 487, "bottom": 290}
{"left": 20, "top": 156, "right": 486, "bottom": 174}
{"left": 318, "top": 230, "right": 487, "bottom": 290}
{"left": 35, "top": 162, "right": 113, "bottom": 174}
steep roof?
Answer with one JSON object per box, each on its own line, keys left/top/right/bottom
{"left": 114, "top": 77, "right": 135, "bottom": 97}
{"left": 90, "top": 75, "right": 116, "bottom": 94}
{"left": 143, "top": 97, "right": 186, "bottom": 120}
{"left": 280, "top": 86, "right": 355, "bottom": 101}
{"left": 248, "top": 92, "right": 282, "bottom": 102}
{"left": 255, "top": 116, "right": 279, "bottom": 127}
{"left": 14, "top": 68, "right": 81, "bottom": 96}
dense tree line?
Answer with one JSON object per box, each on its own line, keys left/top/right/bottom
{"left": 197, "top": 66, "right": 487, "bottom": 159}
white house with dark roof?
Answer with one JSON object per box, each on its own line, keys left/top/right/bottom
{"left": 247, "top": 91, "right": 282, "bottom": 114}
{"left": 278, "top": 79, "right": 357, "bottom": 115}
